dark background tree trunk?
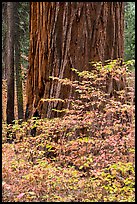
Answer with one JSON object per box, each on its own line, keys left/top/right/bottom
{"left": 26, "top": 2, "right": 124, "bottom": 119}
{"left": 2, "top": 2, "right": 7, "bottom": 80}
{"left": 14, "top": 2, "right": 24, "bottom": 121}
{"left": 6, "top": 2, "right": 15, "bottom": 124}
{"left": 6, "top": 2, "right": 16, "bottom": 142}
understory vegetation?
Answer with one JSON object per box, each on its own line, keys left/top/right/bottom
{"left": 124, "top": 2, "right": 135, "bottom": 61}
{"left": 2, "top": 60, "right": 135, "bottom": 202}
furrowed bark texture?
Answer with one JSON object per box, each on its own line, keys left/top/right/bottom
{"left": 26, "top": 2, "right": 124, "bottom": 119}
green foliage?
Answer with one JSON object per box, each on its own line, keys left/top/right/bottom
{"left": 124, "top": 59, "right": 135, "bottom": 71}
{"left": 124, "top": 2, "right": 135, "bottom": 61}
{"left": 2, "top": 2, "right": 29, "bottom": 79}
{"left": 18, "top": 2, "right": 29, "bottom": 78}
{"left": 2, "top": 60, "right": 135, "bottom": 202}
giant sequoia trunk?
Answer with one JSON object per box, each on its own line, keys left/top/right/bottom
{"left": 26, "top": 2, "right": 124, "bottom": 119}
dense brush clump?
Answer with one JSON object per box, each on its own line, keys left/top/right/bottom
{"left": 2, "top": 59, "right": 135, "bottom": 202}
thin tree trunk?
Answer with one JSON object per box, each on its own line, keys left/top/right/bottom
{"left": 6, "top": 2, "right": 15, "bottom": 124}
{"left": 14, "top": 2, "right": 24, "bottom": 120}
{"left": 2, "top": 2, "right": 7, "bottom": 79}
{"left": 6, "top": 2, "right": 15, "bottom": 142}
{"left": 26, "top": 2, "right": 124, "bottom": 119}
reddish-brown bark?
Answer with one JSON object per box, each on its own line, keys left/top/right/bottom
{"left": 26, "top": 2, "right": 124, "bottom": 119}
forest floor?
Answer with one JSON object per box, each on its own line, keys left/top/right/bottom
{"left": 2, "top": 69, "right": 135, "bottom": 202}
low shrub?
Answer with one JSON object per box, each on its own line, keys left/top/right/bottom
{"left": 2, "top": 59, "right": 135, "bottom": 202}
